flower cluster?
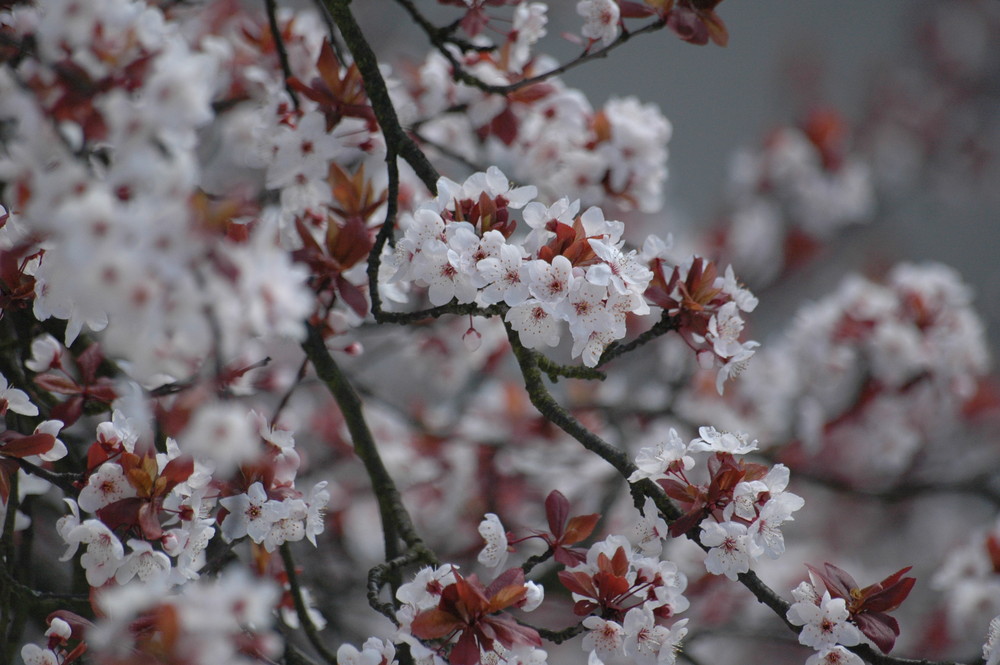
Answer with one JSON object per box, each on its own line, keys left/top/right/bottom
{"left": 387, "top": 168, "right": 652, "bottom": 364}
{"left": 713, "top": 109, "right": 875, "bottom": 287}
{"left": 561, "top": 534, "right": 690, "bottom": 665}
{"left": 722, "top": 262, "right": 991, "bottom": 479}
{"left": 399, "top": 14, "right": 672, "bottom": 214}
{"left": 386, "top": 168, "right": 758, "bottom": 372}
{"left": 0, "top": 0, "right": 316, "bottom": 382}
{"left": 54, "top": 407, "right": 329, "bottom": 588}
{"left": 629, "top": 426, "right": 804, "bottom": 580}
{"left": 21, "top": 570, "right": 282, "bottom": 665}
{"left": 395, "top": 565, "right": 546, "bottom": 665}
{"left": 788, "top": 562, "right": 915, "bottom": 659}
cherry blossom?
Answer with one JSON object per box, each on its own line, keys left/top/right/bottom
{"left": 0, "top": 373, "right": 38, "bottom": 417}
{"left": 787, "top": 591, "right": 862, "bottom": 650}
{"left": 582, "top": 616, "right": 626, "bottom": 662}
{"left": 700, "top": 520, "right": 753, "bottom": 580}
{"left": 577, "top": 0, "right": 621, "bottom": 46}
{"left": 477, "top": 513, "right": 510, "bottom": 569}
{"left": 219, "top": 482, "right": 290, "bottom": 544}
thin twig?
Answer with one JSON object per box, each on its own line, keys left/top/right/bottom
{"left": 279, "top": 543, "right": 338, "bottom": 665}
{"left": 322, "top": 0, "right": 440, "bottom": 192}
{"left": 264, "top": 0, "right": 301, "bottom": 110}
{"left": 394, "top": 0, "right": 667, "bottom": 97}
{"left": 301, "top": 323, "right": 426, "bottom": 553}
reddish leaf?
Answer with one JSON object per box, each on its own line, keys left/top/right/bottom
{"left": 558, "top": 570, "right": 596, "bottom": 598}
{"left": 509, "top": 83, "right": 555, "bottom": 104}
{"left": 159, "top": 455, "right": 194, "bottom": 491}
{"left": 487, "top": 613, "right": 542, "bottom": 648}
{"left": 593, "top": 570, "right": 631, "bottom": 598}
{"left": 450, "top": 629, "right": 481, "bottom": 665}
{"left": 315, "top": 39, "right": 341, "bottom": 86}
{"left": 34, "top": 373, "right": 80, "bottom": 394}
{"left": 545, "top": 490, "right": 570, "bottom": 538}
{"left": 609, "top": 546, "right": 629, "bottom": 577}
{"left": 335, "top": 274, "right": 370, "bottom": 319}
{"left": 410, "top": 608, "right": 460, "bottom": 640}
{"left": 86, "top": 441, "right": 114, "bottom": 471}
{"left": 987, "top": 534, "right": 1000, "bottom": 572}
{"left": 487, "top": 584, "right": 527, "bottom": 613}
{"left": 562, "top": 513, "right": 600, "bottom": 546}
{"left": 657, "top": 477, "right": 694, "bottom": 503}
{"left": 488, "top": 106, "right": 518, "bottom": 146}
{"left": 51, "top": 395, "right": 84, "bottom": 426}
{"left": 854, "top": 611, "right": 900, "bottom": 654}
{"left": 862, "top": 572, "right": 915, "bottom": 614}
{"left": 0, "top": 458, "right": 16, "bottom": 503}
{"left": 0, "top": 432, "right": 55, "bottom": 458}
{"left": 702, "top": 10, "right": 729, "bottom": 46}
{"left": 87, "top": 381, "right": 118, "bottom": 404}
{"left": 485, "top": 567, "right": 524, "bottom": 598}
{"left": 76, "top": 344, "right": 105, "bottom": 382}
{"left": 451, "top": 575, "right": 489, "bottom": 616}
{"left": 619, "top": 1, "right": 656, "bottom": 17}
{"left": 553, "top": 545, "right": 587, "bottom": 567}
{"left": 806, "top": 562, "right": 858, "bottom": 600}
{"left": 667, "top": 507, "right": 705, "bottom": 538}
{"left": 62, "top": 641, "right": 88, "bottom": 665}
{"left": 97, "top": 497, "right": 145, "bottom": 531}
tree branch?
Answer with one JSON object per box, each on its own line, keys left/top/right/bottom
{"left": 263, "top": 0, "right": 301, "bottom": 111}
{"left": 321, "top": 0, "right": 440, "bottom": 193}
{"left": 302, "top": 323, "right": 426, "bottom": 555}
{"left": 279, "top": 543, "right": 338, "bottom": 665}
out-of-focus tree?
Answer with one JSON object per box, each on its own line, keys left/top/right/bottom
{"left": 0, "top": 2, "right": 998, "bottom": 665}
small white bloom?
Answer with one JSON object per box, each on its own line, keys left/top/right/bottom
{"left": 477, "top": 513, "right": 509, "bottom": 569}
{"left": 805, "top": 645, "right": 864, "bottom": 665}
{"left": 700, "top": 521, "right": 753, "bottom": 580}
{"left": 787, "top": 591, "right": 862, "bottom": 650}
{"left": 629, "top": 429, "right": 695, "bottom": 483}
{"left": 582, "top": 616, "right": 625, "bottom": 661}
{"left": 0, "top": 373, "right": 37, "bottom": 417}
{"left": 688, "top": 426, "right": 759, "bottom": 455}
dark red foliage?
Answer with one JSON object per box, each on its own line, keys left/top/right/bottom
{"left": 806, "top": 562, "right": 916, "bottom": 653}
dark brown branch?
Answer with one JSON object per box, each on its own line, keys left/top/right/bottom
{"left": 302, "top": 323, "right": 425, "bottom": 554}
{"left": 279, "top": 543, "right": 338, "bottom": 664}
{"left": 365, "top": 146, "right": 399, "bottom": 323}
{"left": 13, "top": 458, "right": 82, "bottom": 497}
{"left": 322, "top": 0, "right": 440, "bottom": 193}
{"left": 392, "top": 0, "right": 496, "bottom": 56}
{"left": 598, "top": 309, "right": 681, "bottom": 366}
{"left": 504, "top": 322, "right": 966, "bottom": 665}
{"left": 263, "top": 0, "right": 301, "bottom": 110}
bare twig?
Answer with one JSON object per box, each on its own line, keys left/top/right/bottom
{"left": 279, "top": 543, "right": 338, "bottom": 665}
{"left": 263, "top": 0, "right": 301, "bottom": 110}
